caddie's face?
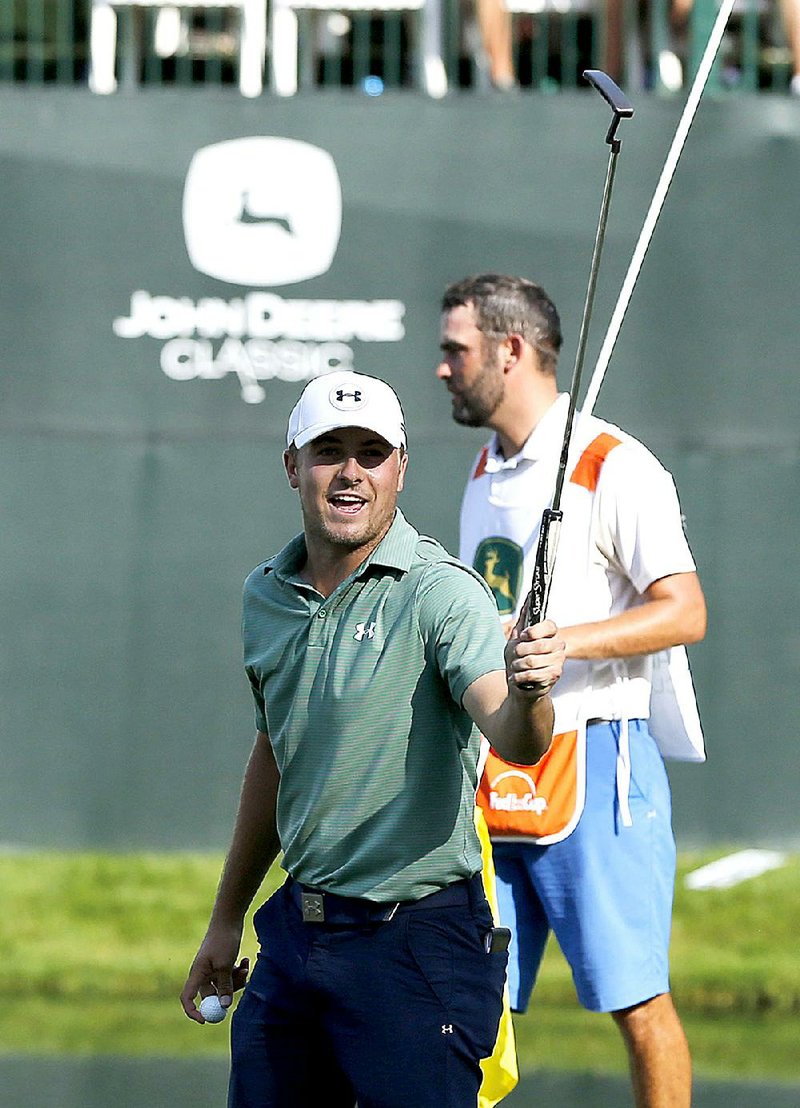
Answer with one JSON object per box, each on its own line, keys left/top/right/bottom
{"left": 284, "top": 427, "right": 407, "bottom": 556}
{"left": 437, "top": 303, "right": 506, "bottom": 428}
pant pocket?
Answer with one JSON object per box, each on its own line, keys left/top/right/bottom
{"left": 405, "top": 915, "right": 456, "bottom": 1009}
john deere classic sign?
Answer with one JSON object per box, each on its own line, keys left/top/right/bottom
{"left": 112, "top": 137, "right": 406, "bottom": 405}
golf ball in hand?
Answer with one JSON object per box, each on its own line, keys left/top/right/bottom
{"left": 199, "top": 995, "right": 228, "bottom": 1023}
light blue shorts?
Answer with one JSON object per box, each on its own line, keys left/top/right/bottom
{"left": 492, "top": 719, "right": 676, "bottom": 1014}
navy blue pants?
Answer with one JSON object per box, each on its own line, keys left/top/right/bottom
{"left": 228, "top": 874, "right": 507, "bottom": 1107}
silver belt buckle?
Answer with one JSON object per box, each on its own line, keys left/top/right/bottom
{"left": 301, "top": 891, "right": 325, "bottom": 923}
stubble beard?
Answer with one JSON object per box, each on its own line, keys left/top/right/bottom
{"left": 451, "top": 369, "right": 505, "bottom": 429}
{"left": 306, "top": 500, "right": 394, "bottom": 556}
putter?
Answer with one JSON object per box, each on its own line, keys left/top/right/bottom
{"left": 526, "top": 70, "right": 634, "bottom": 630}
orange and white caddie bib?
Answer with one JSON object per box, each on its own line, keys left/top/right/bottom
{"left": 471, "top": 424, "right": 705, "bottom": 843}
{"left": 475, "top": 432, "right": 621, "bottom": 844}
{"left": 477, "top": 724, "right": 586, "bottom": 844}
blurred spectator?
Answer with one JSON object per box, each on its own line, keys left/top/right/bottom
{"left": 671, "top": 0, "right": 800, "bottom": 93}
{"left": 781, "top": 0, "right": 800, "bottom": 92}
{"left": 475, "top": 0, "right": 518, "bottom": 89}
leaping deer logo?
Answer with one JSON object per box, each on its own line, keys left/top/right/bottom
{"left": 481, "top": 547, "right": 515, "bottom": 607}
{"left": 474, "top": 537, "right": 524, "bottom": 617}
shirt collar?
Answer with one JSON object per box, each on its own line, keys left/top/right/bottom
{"left": 363, "top": 508, "right": 418, "bottom": 573}
{"left": 484, "top": 393, "right": 569, "bottom": 472}
{"left": 263, "top": 533, "right": 308, "bottom": 582}
{"left": 264, "top": 508, "right": 418, "bottom": 584}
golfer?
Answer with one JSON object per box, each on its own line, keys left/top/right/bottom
{"left": 181, "top": 370, "right": 565, "bottom": 1107}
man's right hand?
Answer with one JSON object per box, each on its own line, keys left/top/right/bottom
{"left": 180, "top": 923, "right": 249, "bottom": 1023}
{"left": 504, "top": 617, "right": 565, "bottom": 697}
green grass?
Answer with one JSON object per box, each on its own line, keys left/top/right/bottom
{"left": 3, "top": 850, "right": 799, "bottom": 1081}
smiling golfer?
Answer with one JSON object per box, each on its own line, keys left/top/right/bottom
{"left": 180, "top": 370, "right": 565, "bottom": 1108}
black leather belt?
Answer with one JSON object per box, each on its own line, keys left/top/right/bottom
{"left": 287, "top": 873, "right": 480, "bottom": 925}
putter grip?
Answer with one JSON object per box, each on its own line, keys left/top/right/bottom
{"left": 583, "top": 70, "right": 635, "bottom": 117}
{"left": 519, "top": 509, "right": 562, "bottom": 691}
{"left": 526, "top": 509, "right": 562, "bottom": 627}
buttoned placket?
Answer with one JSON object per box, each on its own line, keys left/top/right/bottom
{"left": 305, "top": 577, "right": 358, "bottom": 648}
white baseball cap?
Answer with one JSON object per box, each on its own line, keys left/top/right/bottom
{"left": 286, "top": 372, "right": 407, "bottom": 450}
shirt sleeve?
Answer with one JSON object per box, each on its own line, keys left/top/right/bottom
{"left": 242, "top": 568, "right": 269, "bottom": 734}
{"left": 245, "top": 665, "right": 268, "bottom": 733}
{"left": 417, "top": 561, "right": 508, "bottom": 706}
{"left": 597, "top": 443, "right": 697, "bottom": 595}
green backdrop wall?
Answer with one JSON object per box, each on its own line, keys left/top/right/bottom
{"left": 1, "top": 89, "right": 798, "bottom": 848}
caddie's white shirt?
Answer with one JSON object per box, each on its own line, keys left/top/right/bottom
{"left": 460, "top": 394, "right": 697, "bottom": 728}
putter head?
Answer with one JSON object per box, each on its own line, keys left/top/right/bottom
{"left": 583, "top": 69, "right": 635, "bottom": 148}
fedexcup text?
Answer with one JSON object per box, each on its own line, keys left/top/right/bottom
{"left": 489, "top": 792, "right": 548, "bottom": 814}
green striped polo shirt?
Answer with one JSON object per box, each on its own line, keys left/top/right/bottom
{"left": 242, "top": 509, "right": 508, "bottom": 901}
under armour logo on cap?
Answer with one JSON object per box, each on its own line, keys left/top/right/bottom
{"left": 332, "top": 388, "right": 364, "bottom": 408}
{"left": 286, "top": 371, "right": 407, "bottom": 451}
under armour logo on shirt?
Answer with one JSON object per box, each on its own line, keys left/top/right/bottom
{"left": 354, "top": 622, "right": 376, "bottom": 641}
{"left": 441, "top": 1024, "right": 454, "bottom": 1035}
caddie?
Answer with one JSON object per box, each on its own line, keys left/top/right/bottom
{"left": 180, "top": 370, "right": 565, "bottom": 1108}
{"left": 437, "top": 274, "right": 708, "bottom": 1108}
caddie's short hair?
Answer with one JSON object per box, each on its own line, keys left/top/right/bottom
{"left": 441, "top": 273, "right": 562, "bottom": 374}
